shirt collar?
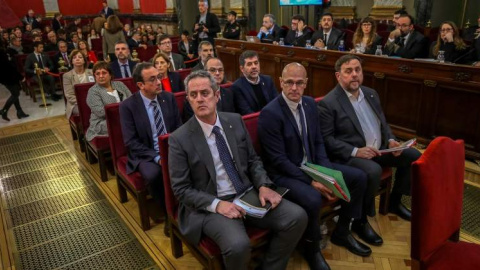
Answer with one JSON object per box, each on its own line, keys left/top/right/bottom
{"left": 118, "top": 59, "right": 129, "bottom": 66}
{"left": 281, "top": 91, "right": 301, "bottom": 111}
{"left": 196, "top": 113, "right": 222, "bottom": 138}
{"left": 244, "top": 75, "right": 260, "bottom": 85}
{"left": 139, "top": 90, "right": 156, "bottom": 108}
{"left": 343, "top": 87, "right": 364, "bottom": 102}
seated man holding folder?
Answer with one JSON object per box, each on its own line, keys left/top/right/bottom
{"left": 317, "top": 54, "right": 421, "bottom": 225}
{"left": 258, "top": 63, "right": 370, "bottom": 270}
{"left": 168, "top": 70, "right": 308, "bottom": 270}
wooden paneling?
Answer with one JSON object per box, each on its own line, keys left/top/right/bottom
{"left": 216, "top": 39, "right": 480, "bottom": 159}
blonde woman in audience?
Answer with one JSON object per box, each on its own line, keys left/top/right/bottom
{"left": 351, "top": 17, "right": 383, "bottom": 54}
{"left": 102, "top": 15, "right": 126, "bottom": 61}
{"left": 62, "top": 50, "right": 94, "bottom": 119}
{"left": 430, "top": 21, "right": 468, "bottom": 64}
{"left": 78, "top": 40, "right": 98, "bottom": 66}
{"left": 151, "top": 52, "right": 184, "bottom": 93}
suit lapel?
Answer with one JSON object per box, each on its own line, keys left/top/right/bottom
{"left": 190, "top": 118, "right": 217, "bottom": 192}
{"left": 278, "top": 97, "right": 301, "bottom": 138}
{"left": 219, "top": 114, "right": 241, "bottom": 170}
{"left": 335, "top": 86, "right": 365, "bottom": 140}
{"left": 302, "top": 99, "right": 315, "bottom": 153}
{"left": 242, "top": 77, "right": 259, "bottom": 107}
{"left": 135, "top": 93, "right": 153, "bottom": 143}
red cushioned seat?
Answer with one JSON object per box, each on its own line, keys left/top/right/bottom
{"left": 424, "top": 241, "right": 480, "bottom": 270}
{"left": 88, "top": 136, "right": 110, "bottom": 151}
{"left": 116, "top": 156, "right": 146, "bottom": 191}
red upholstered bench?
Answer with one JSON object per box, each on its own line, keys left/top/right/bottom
{"left": 105, "top": 103, "right": 151, "bottom": 231}
{"left": 159, "top": 134, "right": 270, "bottom": 270}
{"left": 174, "top": 91, "right": 186, "bottom": 118}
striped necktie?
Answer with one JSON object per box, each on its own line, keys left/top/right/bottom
{"left": 151, "top": 100, "right": 166, "bottom": 136}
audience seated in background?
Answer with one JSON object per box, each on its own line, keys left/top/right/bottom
{"left": 87, "top": 28, "right": 100, "bottom": 49}
{"left": 119, "top": 62, "right": 182, "bottom": 222}
{"left": 63, "top": 49, "right": 94, "bottom": 119}
{"left": 91, "top": 16, "right": 106, "bottom": 35}
{"left": 318, "top": 55, "right": 422, "bottom": 224}
{"left": 157, "top": 35, "right": 185, "bottom": 71}
{"left": 69, "top": 33, "right": 79, "bottom": 50}
{"left": 53, "top": 41, "right": 73, "bottom": 72}
{"left": 85, "top": 61, "right": 132, "bottom": 142}
{"left": 22, "top": 9, "right": 35, "bottom": 27}
{"left": 7, "top": 36, "right": 23, "bottom": 55}
{"left": 387, "top": 9, "right": 408, "bottom": 32}
{"left": 257, "top": 13, "right": 285, "bottom": 43}
{"left": 178, "top": 30, "right": 196, "bottom": 63}
{"left": 66, "top": 18, "right": 81, "bottom": 35}
{"left": 57, "top": 29, "right": 68, "bottom": 42}
{"left": 127, "top": 31, "right": 147, "bottom": 51}
{"left": 283, "top": 14, "right": 313, "bottom": 47}
{"left": 44, "top": 30, "right": 58, "bottom": 52}
{"left": 351, "top": 17, "right": 383, "bottom": 55}
{"left": 223, "top": 10, "right": 241, "bottom": 40}
{"left": 32, "top": 15, "right": 43, "bottom": 31}
{"left": 110, "top": 41, "right": 136, "bottom": 78}
{"left": 168, "top": 69, "right": 308, "bottom": 270}
{"left": 429, "top": 21, "right": 469, "bottom": 64}
{"left": 52, "top": 13, "right": 63, "bottom": 33}
{"left": 259, "top": 63, "right": 370, "bottom": 270}
{"left": 24, "top": 41, "right": 61, "bottom": 101}
{"left": 231, "top": 50, "right": 278, "bottom": 115}
{"left": 192, "top": 40, "right": 214, "bottom": 71}
{"left": 384, "top": 14, "right": 429, "bottom": 59}
{"left": 183, "top": 57, "right": 236, "bottom": 122}
{"left": 312, "top": 13, "right": 345, "bottom": 50}
{"left": 151, "top": 52, "right": 184, "bottom": 93}
{"left": 78, "top": 39, "right": 98, "bottom": 67}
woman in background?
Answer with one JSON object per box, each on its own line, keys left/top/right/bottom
{"left": 151, "top": 52, "right": 184, "bottom": 93}
{"left": 430, "top": 21, "right": 468, "bottom": 64}
{"left": 351, "top": 17, "right": 383, "bottom": 55}
{"left": 78, "top": 40, "right": 98, "bottom": 67}
{"left": 102, "top": 15, "right": 125, "bottom": 62}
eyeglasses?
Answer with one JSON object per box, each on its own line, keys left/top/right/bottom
{"left": 440, "top": 28, "right": 453, "bottom": 33}
{"left": 160, "top": 41, "right": 172, "bottom": 46}
{"left": 282, "top": 80, "right": 306, "bottom": 88}
{"left": 145, "top": 75, "right": 163, "bottom": 84}
{"left": 208, "top": 68, "right": 224, "bottom": 73}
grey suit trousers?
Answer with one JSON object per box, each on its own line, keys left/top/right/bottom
{"left": 202, "top": 199, "right": 307, "bottom": 270}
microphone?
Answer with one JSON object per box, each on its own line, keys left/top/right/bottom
{"left": 452, "top": 47, "right": 476, "bottom": 64}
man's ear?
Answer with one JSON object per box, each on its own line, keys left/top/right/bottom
{"left": 136, "top": 81, "right": 143, "bottom": 90}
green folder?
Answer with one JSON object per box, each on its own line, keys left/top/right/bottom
{"left": 300, "top": 162, "right": 351, "bottom": 202}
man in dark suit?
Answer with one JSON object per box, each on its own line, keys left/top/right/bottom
{"left": 100, "top": 1, "right": 114, "bottom": 19}
{"left": 384, "top": 14, "right": 428, "bottom": 59}
{"left": 256, "top": 14, "right": 285, "bottom": 43}
{"left": 44, "top": 31, "right": 59, "bottom": 52}
{"left": 192, "top": 0, "right": 221, "bottom": 48}
{"left": 284, "top": 14, "right": 313, "bottom": 47}
{"left": 127, "top": 31, "right": 147, "bottom": 51}
{"left": 157, "top": 35, "right": 185, "bottom": 71}
{"left": 110, "top": 41, "right": 137, "bottom": 78}
{"left": 66, "top": 18, "right": 81, "bottom": 35}
{"left": 24, "top": 41, "right": 61, "bottom": 101}
{"left": 231, "top": 50, "right": 278, "bottom": 115}
{"left": 53, "top": 41, "right": 72, "bottom": 72}
{"left": 311, "top": 13, "right": 345, "bottom": 50}
{"left": 183, "top": 57, "right": 236, "bottom": 122}
{"left": 120, "top": 62, "right": 182, "bottom": 215}
{"left": 318, "top": 55, "right": 422, "bottom": 224}
{"left": 192, "top": 41, "right": 214, "bottom": 71}
{"left": 258, "top": 63, "right": 370, "bottom": 269}
{"left": 169, "top": 70, "right": 307, "bottom": 270}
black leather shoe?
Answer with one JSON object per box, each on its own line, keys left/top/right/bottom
{"left": 51, "top": 94, "right": 62, "bottom": 101}
{"left": 1, "top": 109, "right": 10, "bottom": 122}
{"left": 17, "top": 111, "right": 29, "bottom": 119}
{"left": 352, "top": 221, "right": 383, "bottom": 246}
{"left": 303, "top": 249, "right": 331, "bottom": 270}
{"left": 389, "top": 203, "right": 411, "bottom": 221}
{"left": 330, "top": 232, "right": 372, "bottom": 257}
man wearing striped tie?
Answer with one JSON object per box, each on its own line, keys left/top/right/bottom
{"left": 119, "top": 62, "right": 182, "bottom": 219}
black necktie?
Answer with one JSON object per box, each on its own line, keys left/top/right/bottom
{"left": 37, "top": 54, "right": 44, "bottom": 68}
{"left": 398, "top": 37, "right": 406, "bottom": 47}
{"left": 212, "top": 126, "right": 250, "bottom": 194}
{"left": 298, "top": 104, "right": 312, "bottom": 162}
{"left": 324, "top": 33, "right": 328, "bottom": 45}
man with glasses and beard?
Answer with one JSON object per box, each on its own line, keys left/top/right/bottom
{"left": 384, "top": 14, "right": 428, "bottom": 59}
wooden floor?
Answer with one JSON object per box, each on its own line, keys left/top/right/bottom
{"left": 1, "top": 116, "right": 479, "bottom": 270}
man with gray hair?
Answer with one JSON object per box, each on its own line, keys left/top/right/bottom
{"left": 192, "top": 40, "right": 214, "bottom": 71}
{"left": 169, "top": 70, "right": 307, "bottom": 270}
{"left": 192, "top": 0, "right": 220, "bottom": 48}
{"left": 257, "top": 14, "right": 285, "bottom": 43}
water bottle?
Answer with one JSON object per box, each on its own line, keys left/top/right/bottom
{"left": 338, "top": 40, "right": 345, "bottom": 52}
{"left": 437, "top": 50, "right": 445, "bottom": 63}
{"left": 306, "top": 39, "right": 312, "bottom": 49}
{"left": 278, "top": 38, "right": 284, "bottom": 46}
{"left": 375, "top": 45, "right": 383, "bottom": 56}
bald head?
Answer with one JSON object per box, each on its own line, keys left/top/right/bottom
{"left": 280, "top": 62, "right": 308, "bottom": 103}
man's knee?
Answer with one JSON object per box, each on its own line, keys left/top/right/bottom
{"left": 224, "top": 235, "right": 251, "bottom": 260}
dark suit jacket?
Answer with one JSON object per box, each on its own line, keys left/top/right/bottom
{"left": 258, "top": 96, "right": 332, "bottom": 185}
{"left": 170, "top": 52, "right": 186, "bottom": 70}
{"left": 166, "top": 71, "right": 185, "bottom": 93}
{"left": 100, "top": 7, "right": 114, "bottom": 18}
{"left": 193, "top": 12, "right": 221, "bottom": 45}
{"left": 52, "top": 19, "right": 62, "bottom": 33}
{"left": 53, "top": 51, "right": 73, "bottom": 72}
{"left": 231, "top": 74, "right": 278, "bottom": 115}
{"left": 284, "top": 28, "right": 313, "bottom": 47}
{"left": 110, "top": 60, "right": 137, "bottom": 79}
{"left": 317, "top": 85, "right": 395, "bottom": 162}
{"left": 178, "top": 41, "right": 196, "bottom": 60}
{"left": 384, "top": 30, "right": 429, "bottom": 59}
{"left": 120, "top": 91, "right": 182, "bottom": 174}
{"left": 168, "top": 112, "right": 273, "bottom": 245}
{"left": 24, "top": 52, "right": 54, "bottom": 77}
{"left": 127, "top": 38, "right": 141, "bottom": 51}
{"left": 259, "top": 24, "right": 285, "bottom": 43}
{"left": 182, "top": 87, "right": 236, "bottom": 122}
{"left": 311, "top": 27, "right": 345, "bottom": 50}
{"left": 429, "top": 41, "right": 469, "bottom": 64}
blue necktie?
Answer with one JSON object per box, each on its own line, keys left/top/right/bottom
{"left": 298, "top": 104, "right": 312, "bottom": 162}
{"left": 151, "top": 100, "right": 166, "bottom": 136}
{"left": 122, "top": 64, "right": 129, "bottom": 78}
{"left": 212, "top": 126, "right": 250, "bottom": 194}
